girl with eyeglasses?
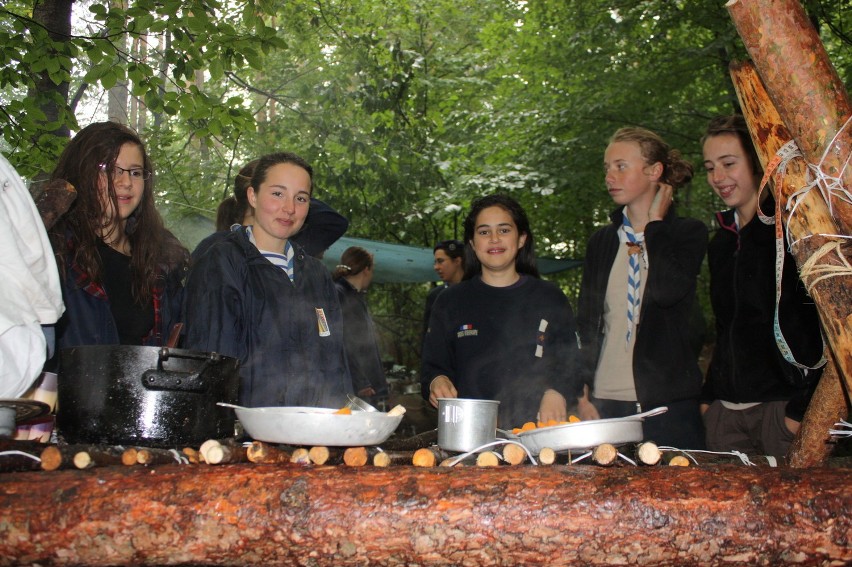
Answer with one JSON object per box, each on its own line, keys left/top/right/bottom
{"left": 48, "top": 121, "right": 188, "bottom": 348}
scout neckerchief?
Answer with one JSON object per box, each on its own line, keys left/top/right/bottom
{"left": 619, "top": 211, "right": 645, "bottom": 347}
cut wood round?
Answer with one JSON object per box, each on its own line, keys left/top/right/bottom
{"left": 181, "top": 447, "right": 200, "bottom": 465}
{"left": 343, "top": 447, "right": 368, "bottom": 467}
{"left": 475, "top": 451, "right": 500, "bottom": 467}
{"left": 592, "top": 444, "right": 618, "bottom": 467}
{"left": 290, "top": 447, "right": 311, "bottom": 464}
{"left": 372, "top": 451, "right": 413, "bottom": 467}
{"left": 121, "top": 448, "right": 139, "bottom": 466}
{"left": 538, "top": 447, "right": 557, "bottom": 465}
{"left": 412, "top": 447, "right": 438, "bottom": 467}
{"left": 308, "top": 446, "right": 332, "bottom": 465}
{"left": 666, "top": 454, "right": 691, "bottom": 467}
{"left": 502, "top": 443, "right": 527, "bottom": 465}
{"left": 136, "top": 448, "right": 182, "bottom": 466}
{"left": 637, "top": 442, "right": 662, "bottom": 466}
{"left": 204, "top": 444, "right": 247, "bottom": 465}
{"left": 247, "top": 442, "right": 290, "bottom": 465}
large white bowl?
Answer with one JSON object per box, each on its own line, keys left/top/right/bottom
{"left": 222, "top": 404, "right": 403, "bottom": 446}
{"left": 516, "top": 407, "right": 669, "bottom": 454}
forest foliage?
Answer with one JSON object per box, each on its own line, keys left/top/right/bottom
{"left": 1, "top": 0, "right": 850, "bottom": 366}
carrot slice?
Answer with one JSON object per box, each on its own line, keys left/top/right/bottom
{"left": 333, "top": 407, "right": 352, "bottom": 415}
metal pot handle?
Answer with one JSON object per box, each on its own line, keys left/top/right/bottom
{"left": 140, "top": 348, "right": 223, "bottom": 393}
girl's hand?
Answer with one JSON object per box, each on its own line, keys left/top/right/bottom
{"left": 428, "top": 375, "right": 457, "bottom": 407}
{"left": 649, "top": 183, "right": 673, "bottom": 222}
{"left": 538, "top": 389, "right": 568, "bottom": 423}
{"left": 577, "top": 385, "right": 600, "bottom": 421}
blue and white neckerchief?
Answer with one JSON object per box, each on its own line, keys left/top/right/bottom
{"left": 246, "top": 226, "right": 296, "bottom": 282}
{"left": 619, "top": 211, "right": 645, "bottom": 347}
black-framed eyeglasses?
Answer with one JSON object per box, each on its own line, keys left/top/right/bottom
{"left": 100, "top": 164, "right": 151, "bottom": 182}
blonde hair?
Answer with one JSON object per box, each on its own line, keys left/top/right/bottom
{"left": 610, "top": 127, "right": 694, "bottom": 189}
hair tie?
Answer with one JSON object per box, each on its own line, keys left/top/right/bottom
{"left": 336, "top": 264, "right": 351, "bottom": 271}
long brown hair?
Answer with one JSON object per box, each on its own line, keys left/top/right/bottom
{"left": 49, "top": 121, "right": 188, "bottom": 303}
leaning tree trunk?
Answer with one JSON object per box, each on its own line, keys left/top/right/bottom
{"left": 0, "top": 464, "right": 849, "bottom": 566}
{"left": 727, "top": 0, "right": 852, "bottom": 235}
{"left": 729, "top": 61, "right": 852, "bottom": 466}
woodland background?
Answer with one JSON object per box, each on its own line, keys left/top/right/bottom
{"left": 2, "top": 0, "right": 850, "bottom": 369}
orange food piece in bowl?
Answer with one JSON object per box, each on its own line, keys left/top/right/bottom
{"left": 333, "top": 407, "right": 352, "bottom": 415}
{"left": 568, "top": 415, "right": 581, "bottom": 423}
{"left": 520, "top": 421, "right": 537, "bottom": 432}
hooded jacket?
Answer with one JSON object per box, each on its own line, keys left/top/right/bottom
{"left": 185, "top": 228, "right": 352, "bottom": 408}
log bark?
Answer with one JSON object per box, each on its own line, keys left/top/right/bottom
{"left": 727, "top": 0, "right": 852, "bottom": 234}
{"left": 32, "top": 179, "right": 76, "bottom": 230}
{"left": 0, "top": 464, "right": 848, "bottom": 566}
{"left": 789, "top": 358, "right": 851, "bottom": 467}
{"left": 729, "top": 61, "right": 852, "bottom": 466}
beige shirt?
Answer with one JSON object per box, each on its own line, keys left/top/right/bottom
{"left": 593, "top": 241, "right": 647, "bottom": 401}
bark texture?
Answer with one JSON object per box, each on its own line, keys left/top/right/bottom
{"left": 0, "top": 464, "right": 849, "bottom": 566}
{"left": 729, "top": 61, "right": 852, "bottom": 466}
{"left": 727, "top": 0, "right": 852, "bottom": 234}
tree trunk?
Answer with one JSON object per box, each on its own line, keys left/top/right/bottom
{"left": 0, "top": 464, "right": 849, "bottom": 566}
{"left": 29, "top": 0, "right": 73, "bottom": 142}
{"left": 727, "top": 0, "right": 852, "bottom": 235}
{"left": 729, "top": 60, "right": 852, "bottom": 466}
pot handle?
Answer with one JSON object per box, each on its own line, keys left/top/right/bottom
{"left": 140, "top": 348, "right": 223, "bottom": 393}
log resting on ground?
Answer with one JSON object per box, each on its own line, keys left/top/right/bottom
{"left": 0, "top": 464, "right": 849, "bottom": 566}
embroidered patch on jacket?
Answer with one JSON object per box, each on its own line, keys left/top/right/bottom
{"left": 456, "top": 323, "right": 478, "bottom": 338}
{"left": 535, "top": 319, "right": 548, "bottom": 358}
{"left": 316, "top": 308, "right": 331, "bottom": 337}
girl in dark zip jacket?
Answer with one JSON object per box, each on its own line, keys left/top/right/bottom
{"left": 700, "top": 115, "right": 824, "bottom": 459}
{"left": 183, "top": 152, "right": 352, "bottom": 408}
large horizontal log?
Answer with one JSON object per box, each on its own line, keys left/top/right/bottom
{"left": 1, "top": 464, "right": 849, "bottom": 565}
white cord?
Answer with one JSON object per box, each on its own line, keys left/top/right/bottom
{"left": 443, "top": 439, "right": 538, "bottom": 467}
{"left": 0, "top": 450, "right": 41, "bottom": 462}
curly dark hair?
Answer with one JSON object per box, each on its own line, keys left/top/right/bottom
{"left": 461, "top": 193, "right": 540, "bottom": 280}
{"left": 49, "top": 121, "right": 188, "bottom": 303}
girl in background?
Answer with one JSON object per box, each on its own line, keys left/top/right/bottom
{"left": 333, "top": 246, "right": 389, "bottom": 407}
{"left": 700, "top": 115, "right": 823, "bottom": 458}
{"left": 49, "top": 121, "right": 188, "bottom": 348}
{"left": 576, "top": 127, "right": 707, "bottom": 448}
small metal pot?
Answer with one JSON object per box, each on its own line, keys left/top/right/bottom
{"left": 57, "top": 345, "right": 240, "bottom": 447}
{"left": 437, "top": 398, "right": 499, "bottom": 452}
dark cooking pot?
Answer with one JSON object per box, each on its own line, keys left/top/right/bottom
{"left": 57, "top": 346, "right": 240, "bottom": 447}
